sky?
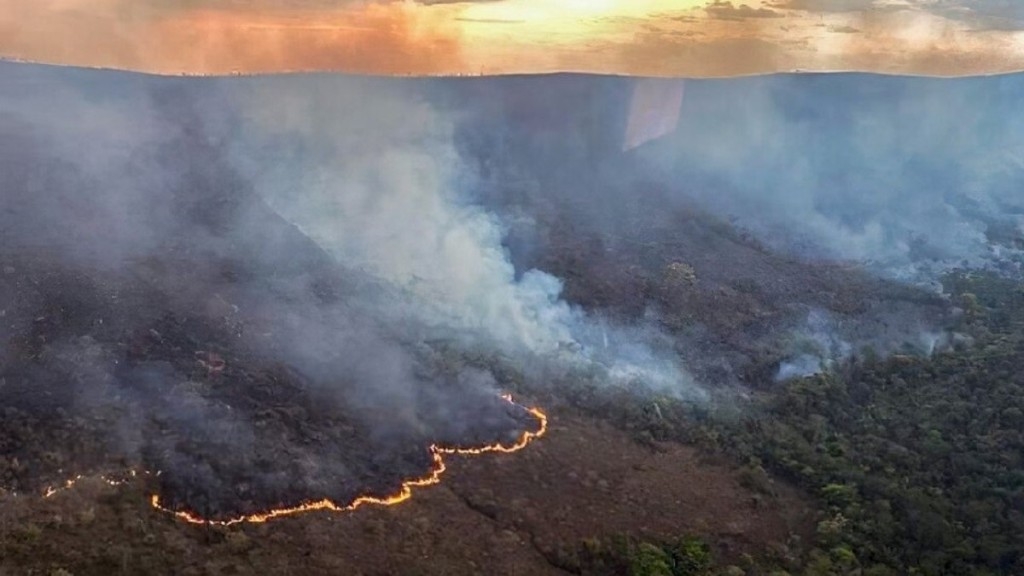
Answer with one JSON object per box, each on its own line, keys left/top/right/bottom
{"left": 2, "top": 0, "right": 1024, "bottom": 76}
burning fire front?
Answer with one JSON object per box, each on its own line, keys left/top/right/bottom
{"left": 38, "top": 394, "right": 547, "bottom": 526}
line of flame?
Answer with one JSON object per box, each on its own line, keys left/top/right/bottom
{"left": 42, "top": 469, "right": 147, "bottom": 499}
{"left": 33, "top": 394, "right": 546, "bottom": 524}
{"left": 145, "top": 393, "right": 548, "bottom": 525}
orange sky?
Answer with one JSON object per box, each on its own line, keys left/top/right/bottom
{"left": 2, "top": 0, "right": 1024, "bottom": 76}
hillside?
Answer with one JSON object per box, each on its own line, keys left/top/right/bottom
{"left": 1, "top": 62, "right": 1023, "bottom": 575}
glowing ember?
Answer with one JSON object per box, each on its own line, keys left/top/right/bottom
{"left": 42, "top": 469, "right": 149, "bottom": 499}
{"left": 36, "top": 394, "right": 548, "bottom": 526}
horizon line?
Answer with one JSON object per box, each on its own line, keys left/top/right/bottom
{"left": 4, "top": 57, "right": 1024, "bottom": 81}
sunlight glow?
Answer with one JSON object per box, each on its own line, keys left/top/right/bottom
{"left": 461, "top": 0, "right": 705, "bottom": 25}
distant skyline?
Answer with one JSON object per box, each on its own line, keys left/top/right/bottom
{"left": 3, "top": 0, "right": 1024, "bottom": 76}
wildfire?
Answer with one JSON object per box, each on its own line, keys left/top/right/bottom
{"left": 41, "top": 394, "right": 547, "bottom": 526}
{"left": 43, "top": 469, "right": 147, "bottom": 499}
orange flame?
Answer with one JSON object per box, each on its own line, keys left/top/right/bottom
{"left": 33, "top": 394, "right": 546, "bottom": 525}
{"left": 42, "top": 469, "right": 144, "bottom": 499}
{"left": 144, "top": 393, "right": 548, "bottom": 525}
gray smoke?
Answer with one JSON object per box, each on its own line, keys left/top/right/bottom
{"left": 632, "top": 74, "right": 1024, "bottom": 284}
{"left": 0, "top": 61, "right": 699, "bottom": 463}
{"left": 775, "top": 309, "right": 852, "bottom": 381}
{"left": 415, "top": 73, "right": 1021, "bottom": 384}
{"left": 5, "top": 64, "right": 639, "bottom": 513}
{"left": 217, "top": 74, "right": 698, "bottom": 398}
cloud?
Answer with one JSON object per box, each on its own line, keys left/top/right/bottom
{"left": 0, "top": 0, "right": 467, "bottom": 74}
{"left": 417, "top": 0, "right": 505, "bottom": 4}
{"left": 3, "top": 0, "right": 1024, "bottom": 75}
{"left": 705, "top": 1, "right": 785, "bottom": 20}
{"left": 770, "top": 0, "right": 879, "bottom": 12}
{"left": 455, "top": 17, "right": 524, "bottom": 23}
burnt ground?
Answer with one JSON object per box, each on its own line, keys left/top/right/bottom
{"left": 0, "top": 234, "right": 814, "bottom": 575}
{"left": 0, "top": 227, "right": 822, "bottom": 574}
{"left": 0, "top": 249, "right": 537, "bottom": 522}
{"left": 0, "top": 408, "right": 813, "bottom": 576}
{"left": 0, "top": 235, "right": 817, "bottom": 575}
{"left": 0, "top": 201, "right": 831, "bottom": 575}
{"left": 0, "top": 72, "right": 541, "bottom": 523}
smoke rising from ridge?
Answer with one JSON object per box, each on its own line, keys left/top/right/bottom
{"left": 424, "top": 73, "right": 1021, "bottom": 383}
{"left": 631, "top": 75, "right": 1024, "bottom": 284}
{"left": 5, "top": 64, "right": 1017, "bottom": 510}
{"left": 0, "top": 63, "right": 700, "bottom": 511}
{"left": 430, "top": 74, "right": 1024, "bottom": 290}
{"left": 218, "top": 74, "right": 697, "bottom": 398}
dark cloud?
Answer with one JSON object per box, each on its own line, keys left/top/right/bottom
{"left": 705, "top": 1, "right": 785, "bottom": 21}
{"left": 769, "top": 0, "right": 878, "bottom": 12}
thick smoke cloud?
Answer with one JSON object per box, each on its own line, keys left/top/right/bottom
{"left": 0, "top": 63, "right": 699, "bottom": 508}
{"left": 216, "top": 74, "right": 696, "bottom": 397}
{"left": 432, "top": 74, "right": 1024, "bottom": 289}
{"left": 427, "top": 74, "right": 1011, "bottom": 383}
{"left": 633, "top": 74, "right": 1024, "bottom": 284}
{"left": 5, "top": 62, "right": 1014, "bottom": 508}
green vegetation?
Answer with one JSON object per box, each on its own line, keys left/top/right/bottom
{"left": 617, "top": 271, "right": 1024, "bottom": 575}
{"left": 553, "top": 534, "right": 717, "bottom": 576}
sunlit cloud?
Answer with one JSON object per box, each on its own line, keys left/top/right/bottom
{"left": 1, "top": 0, "right": 1023, "bottom": 75}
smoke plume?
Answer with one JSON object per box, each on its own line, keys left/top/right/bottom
{"left": 631, "top": 74, "right": 1024, "bottom": 284}
{"left": 0, "top": 63, "right": 696, "bottom": 514}
{"left": 426, "top": 73, "right": 1018, "bottom": 381}
{"left": 217, "top": 73, "right": 697, "bottom": 398}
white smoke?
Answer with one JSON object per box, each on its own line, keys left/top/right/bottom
{"left": 223, "top": 76, "right": 699, "bottom": 399}
{"left": 775, "top": 309, "right": 853, "bottom": 381}
{"left": 634, "top": 75, "right": 1024, "bottom": 284}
